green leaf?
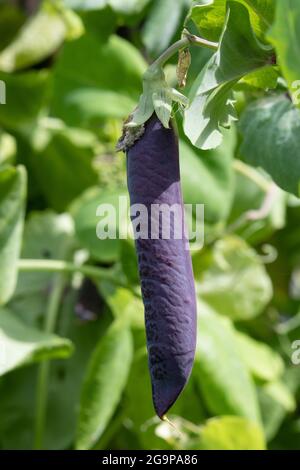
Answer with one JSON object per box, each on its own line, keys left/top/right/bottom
{"left": 179, "top": 127, "right": 236, "bottom": 224}
{"left": 26, "top": 123, "right": 99, "bottom": 211}
{"left": 268, "top": 0, "right": 300, "bottom": 105}
{"left": 198, "top": 236, "right": 273, "bottom": 320}
{"left": 237, "top": 65, "right": 278, "bottom": 90}
{"left": 191, "top": 0, "right": 227, "bottom": 42}
{"left": 98, "top": 282, "right": 144, "bottom": 329}
{"left": 0, "top": 3, "right": 67, "bottom": 72}
{"left": 195, "top": 302, "right": 261, "bottom": 422}
{"left": 142, "top": 0, "right": 187, "bottom": 56}
{"left": 195, "top": 2, "right": 271, "bottom": 96}
{"left": 0, "top": 308, "right": 73, "bottom": 376}
{"left": 0, "top": 166, "right": 26, "bottom": 305}
{"left": 258, "top": 369, "right": 299, "bottom": 441}
{"left": 236, "top": 331, "right": 284, "bottom": 382}
{"left": 0, "top": 3, "right": 25, "bottom": 52}
{"left": 72, "top": 188, "right": 129, "bottom": 263}
{"left": 263, "top": 381, "right": 296, "bottom": 412}
{"left": 76, "top": 320, "right": 133, "bottom": 449}
{"left": 198, "top": 416, "right": 266, "bottom": 450}
{"left": 0, "top": 132, "right": 16, "bottom": 166}
{"left": 0, "top": 70, "right": 49, "bottom": 128}
{"left": 185, "top": 1, "right": 272, "bottom": 149}
{"left": 191, "top": 0, "right": 275, "bottom": 42}
{"left": 184, "top": 80, "right": 237, "bottom": 150}
{"left": 0, "top": 295, "right": 111, "bottom": 450}
{"left": 51, "top": 34, "right": 146, "bottom": 126}
{"left": 62, "top": 89, "right": 136, "bottom": 124}
{"left": 64, "top": 0, "right": 150, "bottom": 14}
{"left": 120, "top": 238, "right": 139, "bottom": 285}
{"left": 239, "top": 95, "right": 300, "bottom": 196}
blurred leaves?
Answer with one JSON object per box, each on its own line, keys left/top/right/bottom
{"left": 180, "top": 127, "right": 236, "bottom": 224}
{"left": 0, "top": 165, "right": 26, "bottom": 305}
{"left": 9, "top": 211, "right": 74, "bottom": 325}
{"left": 142, "top": 0, "right": 188, "bottom": 57}
{"left": 51, "top": 34, "right": 146, "bottom": 126}
{"left": 0, "top": 308, "right": 73, "bottom": 376}
{"left": 236, "top": 331, "right": 284, "bottom": 382}
{"left": 198, "top": 236, "right": 273, "bottom": 321}
{"left": 0, "top": 70, "right": 49, "bottom": 128}
{"left": 76, "top": 320, "right": 133, "bottom": 449}
{"left": 268, "top": 0, "right": 300, "bottom": 105}
{"left": 198, "top": 416, "right": 266, "bottom": 450}
{"left": 25, "top": 122, "right": 99, "bottom": 211}
{"left": 195, "top": 303, "right": 261, "bottom": 423}
{"left": 239, "top": 95, "right": 300, "bottom": 196}
{"left": 72, "top": 188, "right": 129, "bottom": 263}
{"left": 0, "top": 0, "right": 83, "bottom": 73}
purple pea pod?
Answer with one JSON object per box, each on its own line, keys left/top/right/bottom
{"left": 126, "top": 114, "right": 197, "bottom": 418}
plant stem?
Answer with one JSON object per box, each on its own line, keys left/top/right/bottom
{"left": 34, "top": 273, "right": 66, "bottom": 449}
{"left": 149, "top": 32, "right": 218, "bottom": 71}
{"left": 18, "top": 259, "right": 122, "bottom": 286}
{"left": 233, "top": 159, "right": 271, "bottom": 192}
{"left": 18, "top": 259, "right": 141, "bottom": 298}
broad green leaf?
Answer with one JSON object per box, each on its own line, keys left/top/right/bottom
{"left": 239, "top": 95, "right": 300, "bottom": 196}
{"left": 142, "top": 0, "right": 187, "bottom": 56}
{"left": 76, "top": 321, "right": 133, "bottom": 449}
{"left": 0, "top": 308, "right": 73, "bottom": 376}
{"left": 268, "top": 0, "right": 300, "bottom": 105}
{"left": 179, "top": 127, "right": 236, "bottom": 224}
{"left": 0, "top": 166, "right": 26, "bottom": 305}
{"left": 191, "top": 0, "right": 275, "bottom": 41}
{"left": 194, "top": 2, "right": 272, "bottom": 95}
{"left": 198, "top": 236, "right": 273, "bottom": 320}
{"left": 236, "top": 331, "right": 284, "bottom": 382}
{"left": 198, "top": 416, "right": 266, "bottom": 450}
{"left": 195, "top": 302, "right": 261, "bottom": 422}
{"left": 185, "top": 1, "right": 272, "bottom": 149}
{"left": 184, "top": 80, "right": 237, "bottom": 150}
{"left": 51, "top": 34, "right": 146, "bottom": 126}
{"left": 0, "top": 70, "right": 49, "bottom": 128}
{"left": 0, "top": 3, "right": 66, "bottom": 72}
{"left": 191, "top": 0, "right": 226, "bottom": 42}
{"left": 237, "top": 65, "right": 278, "bottom": 90}
{"left": 72, "top": 188, "right": 129, "bottom": 263}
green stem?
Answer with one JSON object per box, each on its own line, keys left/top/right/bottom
{"left": 18, "top": 259, "right": 124, "bottom": 286}
{"left": 34, "top": 273, "right": 66, "bottom": 449}
{"left": 233, "top": 159, "right": 271, "bottom": 192}
{"left": 149, "top": 32, "right": 218, "bottom": 70}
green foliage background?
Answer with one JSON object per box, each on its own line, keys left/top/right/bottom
{"left": 0, "top": 0, "right": 299, "bottom": 450}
